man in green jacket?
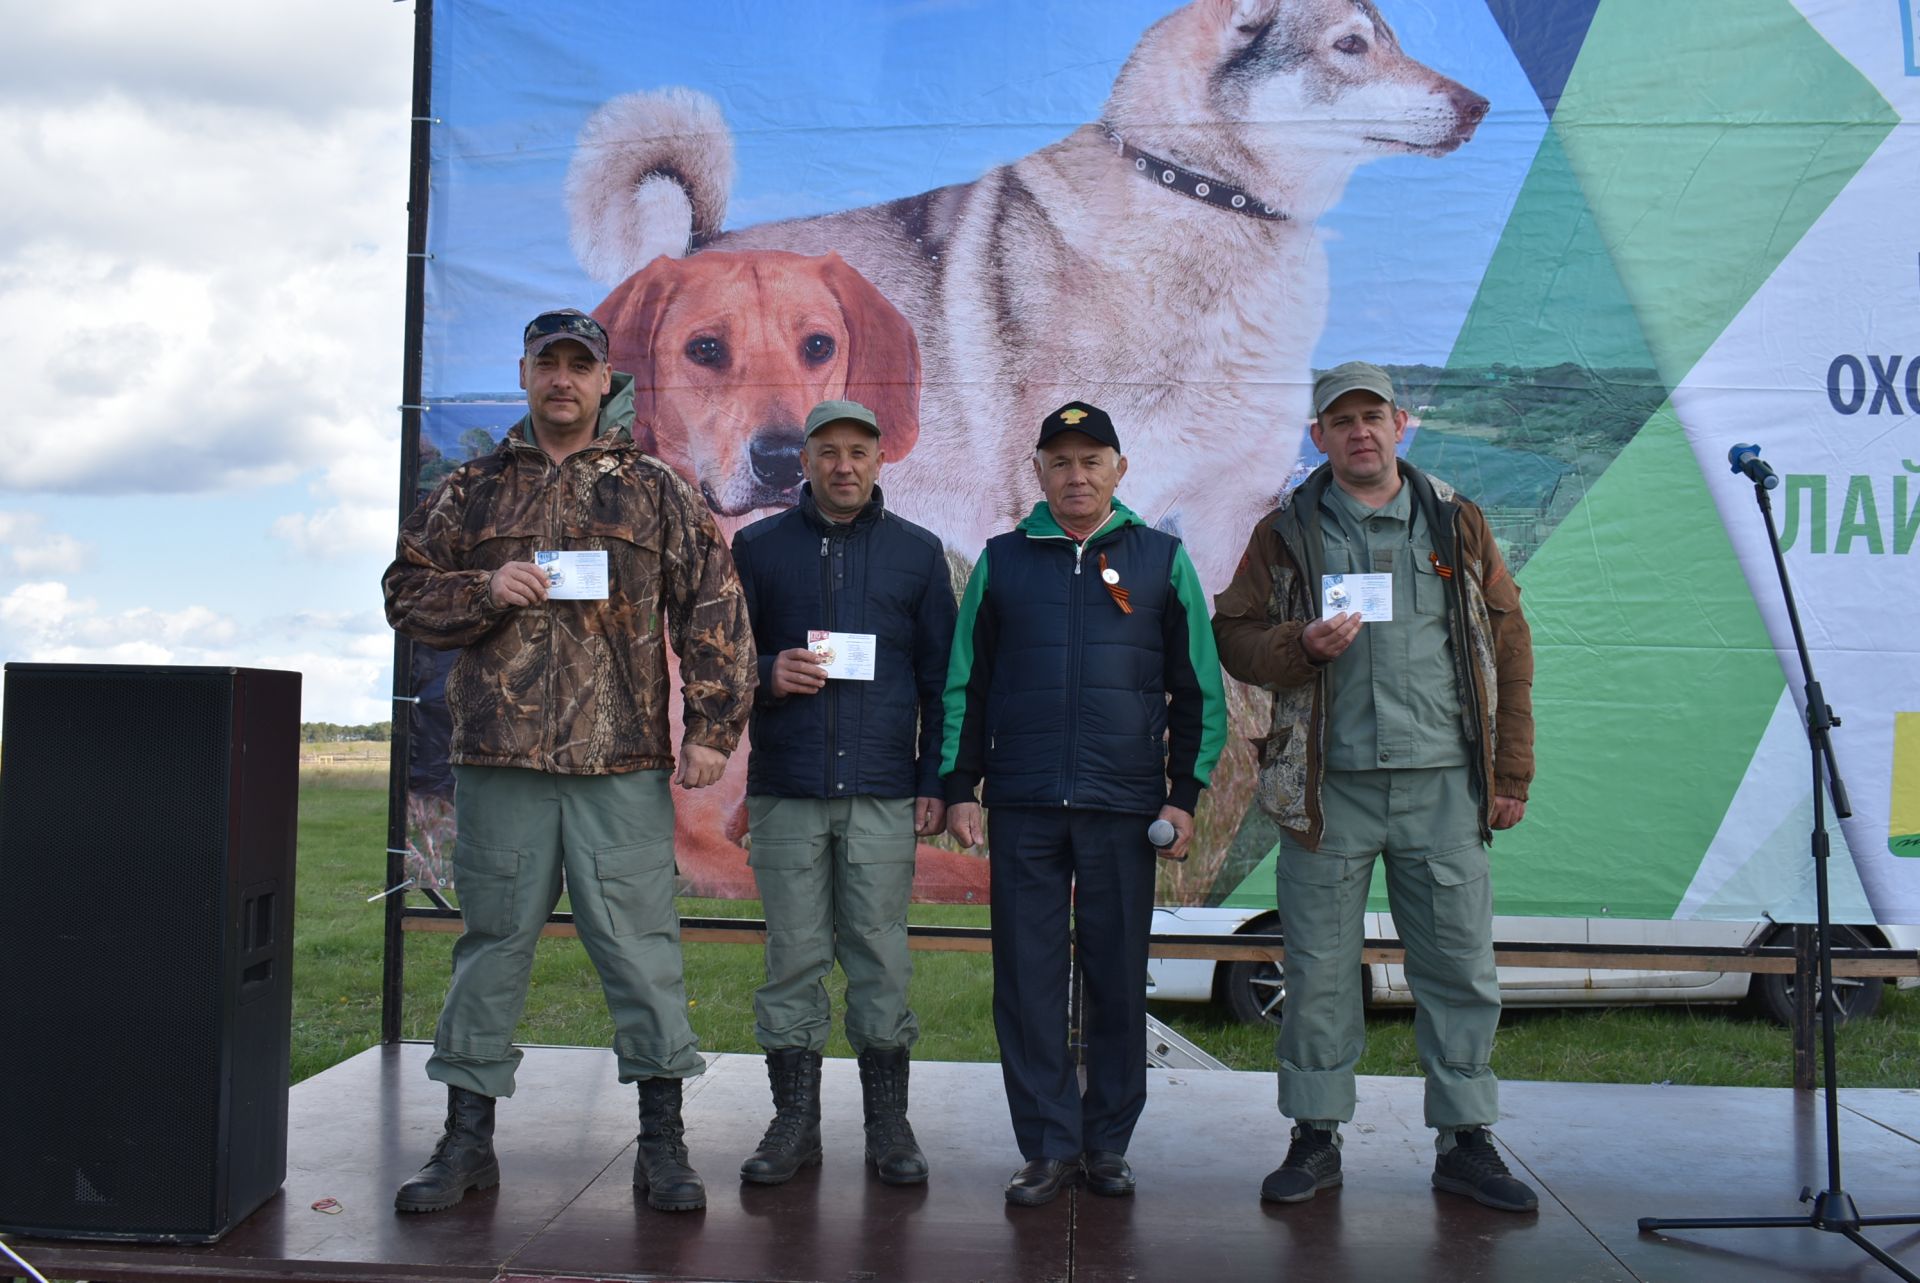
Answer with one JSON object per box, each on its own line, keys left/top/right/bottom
{"left": 1212, "top": 362, "right": 1537, "bottom": 1213}
{"left": 943, "top": 402, "right": 1227, "bottom": 1206}
{"left": 383, "top": 308, "right": 755, "bottom": 1214}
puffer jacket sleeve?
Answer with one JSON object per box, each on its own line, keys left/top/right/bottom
{"left": 657, "top": 468, "right": 757, "bottom": 754}
{"left": 383, "top": 469, "right": 512, "bottom": 650}
{"left": 1210, "top": 516, "right": 1320, "bottom": 690}
{"left": 939, "top": 547, "right": 994, "bottom": 805}
{"left": 912, "top": 540, "right": 959, "bottom": 799}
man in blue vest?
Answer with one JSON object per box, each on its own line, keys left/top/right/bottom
{"left": 729, "top": 399, "right": 957, "bottom": 1188}
{"left": 942, "top": 401, "right": 1228, "bottom": 1206}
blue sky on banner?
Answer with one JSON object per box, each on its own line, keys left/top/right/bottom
{"left": 425, "top": 0, "right": 1544, "bottom": 396}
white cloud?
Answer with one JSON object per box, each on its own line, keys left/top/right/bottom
{"left": 0, "top": 4, "right": 408, "bottom": 721}
{"left": 272, "top": 431, "right": 401, "bottom": 558}
{"left": 0, "top": 582, "right": 391, "bottom": 723}
{"left": 0, "top": 511, "right": 92, "bottom": 575}
{"left": 0, "top": 4, "right": 408, "bottom": 499}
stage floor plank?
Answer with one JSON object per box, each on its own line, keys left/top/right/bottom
{"left": 4, "top": 1044, "right": 1915, "bottom": 1283}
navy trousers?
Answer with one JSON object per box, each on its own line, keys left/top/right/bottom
{"left": 988, "top": 805, "right": 1158, "bottom": 1161}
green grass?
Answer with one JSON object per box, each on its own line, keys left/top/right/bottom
{"left": 295, "top": 775, "right": 1919, "bottom": 1088}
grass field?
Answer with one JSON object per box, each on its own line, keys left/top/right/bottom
{"left": 295, "top": 772, "right": 1918, "bottom": 1090}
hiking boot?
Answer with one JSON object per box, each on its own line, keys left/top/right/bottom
{"left": 740, "top": 1048, "right": 823, "bottom": 1185}
{"left": 394, "top": 1085, "right": 500, "bottom": 1213}
{"left": 632, "top": 1076, "right": 706, "bottom": 1211}
{"left": 1260, "top": 1125, "right": 1341, "bottom": 1203}
{"left": 858, "top": 1046, "right": 929, "bottom": 1185}
{"left": 1432, "top": 1127, "right": 1538, "bottom": 1212}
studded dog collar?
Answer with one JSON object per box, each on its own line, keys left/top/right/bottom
{"left": 1101, "top": 124, "right": 1289, "bottom": 222}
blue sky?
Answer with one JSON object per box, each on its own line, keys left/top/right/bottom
{"left": 0, "top": 1, "right": 1540, "bottom": 723}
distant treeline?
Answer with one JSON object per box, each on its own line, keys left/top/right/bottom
{"left": 1389, "top": 362, "right": 1666, "bottom": 455}
{"left": 301, "top": 722, "right": 393, "bottom": 743}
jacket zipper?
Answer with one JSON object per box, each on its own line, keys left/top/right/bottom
{"left": 820, "top": 532, "right": 839, "bottom": 796}
{"left": 1027, "top": 520, "right": 1112, "bottom": 805}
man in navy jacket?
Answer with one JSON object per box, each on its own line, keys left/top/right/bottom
{"left": 942, "top": 401, "right": 1227, "bottom": 1206}
{"left": 729, "top": 399, "right": 956, "bottom": 1188}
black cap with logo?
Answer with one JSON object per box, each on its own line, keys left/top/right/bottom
{"left": 1036, "top": 400, "right": 1120, "bottom": 452}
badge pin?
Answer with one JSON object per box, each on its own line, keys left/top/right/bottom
{"left": 1101, "top": 567, "right": 1120, "bottom": 585}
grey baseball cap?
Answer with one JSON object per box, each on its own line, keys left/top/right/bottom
{"left": 1312, "top": 361, "right": 1396, "bottom": 417}
{"left": 803, "top": 398, "right": 881, "bottom": 439}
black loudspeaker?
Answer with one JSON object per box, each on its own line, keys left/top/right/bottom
{"left": 0, "top": 664, "right": 301, "bottom": 1243}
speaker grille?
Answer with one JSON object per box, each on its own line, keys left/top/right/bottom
{"left": 0, "top": 667, "right": 256, "bottom": 1237}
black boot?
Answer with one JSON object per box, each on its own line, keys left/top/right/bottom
{"left": 632, "top": 1077, "right": 706, "bottom": 1211}
{"left": 394, "top": 1085, "right": 500, "bottom": 1213}
{"left": 858, "top": 1046, "right": 928, "bottom": 1185}
{"left": 739, "top": 1048, "right": 823, "bottom": 1185}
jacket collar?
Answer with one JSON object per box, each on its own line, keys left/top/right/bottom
{"left": 797, "top": 481, "right": 887, "bottom": 534}
{"left": 1016, "top": 498, "right": 1143, "bottom": 543}
{"left": 503, "top": 370, "right": 639, "bottom": 457}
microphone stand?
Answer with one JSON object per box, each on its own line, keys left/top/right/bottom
{"left": 1637, "top": 463, "right": 1920, "bottom": 1278}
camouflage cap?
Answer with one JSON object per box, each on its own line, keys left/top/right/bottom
{"left": 1312, "top": 361, "right": 1395, "bottom": 417}
{"left": 524, "top": 308, "right": 609, "bottom": 363}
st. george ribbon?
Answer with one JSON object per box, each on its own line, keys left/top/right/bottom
{"left": 1728, "top": 442, "right": 1780, "bottom": 489}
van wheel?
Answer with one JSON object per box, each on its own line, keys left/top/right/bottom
{"left": 1754, "top": 924, "right": 1884, "bottom": 1028}
{"left": 1224, "top": 956, "right": 1287, "bottom": 1027}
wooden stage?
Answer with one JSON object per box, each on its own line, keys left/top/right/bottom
{"left": 6, "top": 1044, "right": 1917, "bottom": 1283}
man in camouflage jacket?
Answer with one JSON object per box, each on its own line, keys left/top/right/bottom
{"left": 1212, "top": 361, "right": 1537, "bottom": 1214}
{"left": 383, "top": 309, "right": 754, "bottom": 1215}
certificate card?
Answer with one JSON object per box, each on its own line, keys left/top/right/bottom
{"left": 807, "top": 629, "right": 877, "bottom": 680}
{"left": 1321, "top": 573, "right": 1392, "bottom": 622}
{"left": 535, "top": 549, "right": 609, "bottom": 600}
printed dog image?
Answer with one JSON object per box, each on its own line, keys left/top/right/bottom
{"left": 589, "top": 248, "right": 988, "bottom": 901}
{"left": 593, "top": 249, "right": 920, "bottom": 520}
{"left": 566, "top": 0, "right": 1488, "bottom": 595}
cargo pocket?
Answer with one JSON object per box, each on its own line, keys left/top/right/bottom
{"left": 593, "top": 837, "right": 675, "bottom": 938}
{"left": 1420, "top": 843, "right": 1493, "bottom": 955}
{"left": 846, "top": 832, "right": 916, "bottom": 864}
{"left": 451, "top": 840, "right": 522, "bottom": 938}
{"left": 847, "top": 799, "right": 916, "bottom": 864}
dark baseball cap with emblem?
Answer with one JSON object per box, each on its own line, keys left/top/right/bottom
{"left": 1036, "top": 400, "right": 1121, "bottom": 452}
{"left": 523, "top": 308, "right": 610, "bottom": 363}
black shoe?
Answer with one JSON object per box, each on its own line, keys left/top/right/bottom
{"left": 1005, "top": 1156, "right": 1081, "bottom": 1207}
{"left": 858, "top": 1046, "right": 929, "bottom": 1185}
{"left": 395, "top": 1085, "right": 501, "bottom": 1213}
{"left": 1260, "top": 1125, "right": 1341, "bottom": 1203}
{"left": 1082, "top": 1150, "right": 1135, "bottom": 1197}
{"left": 740, "top": 1048, "right": 823, "bottom": 1185}
{"left": 633, "top": 1077, "right": 706, "bottom": 1212}
{"left": 1433, "top": 1128, "right": 1538, "bottom": 1213}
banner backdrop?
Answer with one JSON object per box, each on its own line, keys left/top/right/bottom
{"left": 407, "top": 0, "right": 1920, "bottom": 925}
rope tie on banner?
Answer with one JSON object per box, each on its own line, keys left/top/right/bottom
{"left": 368, "top": 878, "right": 416, "bottom": 903}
